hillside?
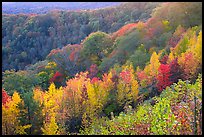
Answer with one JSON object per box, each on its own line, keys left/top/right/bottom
{"left": 2, "top": 2, "right": 202, "bottom": 135}
{"left": 2, "top": 2, "right": 160, "bottom": 71}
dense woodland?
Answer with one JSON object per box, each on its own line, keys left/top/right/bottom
{"left": 2, "top": 2, "right": 202, "bottom": 135}
{"left": 2, "top": 2, "right": 160, "bottom": 71}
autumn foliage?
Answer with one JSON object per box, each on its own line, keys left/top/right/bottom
{"left": 112, "top": 23, "right": 138, "bottom": 39}
{"left": 2, "top": 89, "right": 11, "bottom": 105}
{"left": 1, "top": 2, "right": 202, "bottom": 135}
{"left": 49, "top": 71, "right": 63, "bottom": 83}
{"left": 156, "top": 64, "right": 172, "bottom": 92}
{"left": 2, "top": 91, "right": 31, "bottom": 135}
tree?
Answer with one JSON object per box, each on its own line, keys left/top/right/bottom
{"left": 178, "top": 51, "right": 198, "bottom": 81}
{"left": 172, "top": 27, "right": 199, "bottom": 58}
{"left": 47, "top": 44, "right": 83, "bottom": 77}
{"left": 117, "top": 64, "right": 139, "bottom": 107}
{"left": 82, "top": 71, "right": 114, "bottom": 128}
{"left": 3, "top": 70, "right": 39, "bottom": 95}
{"left": 2, "top": 89, "right": 11, "bottom": 105}
{"left": 80, "top": 31, "right": 114, "bottom": 66}
{"left": 41, "top": 116, "right": 59, "bottom": 135}
{"left": 18, "top": 91, "right": 44, "bottom": 135}
{"left": 156, "top": 64, "right": 172, "bottom": 92}
{"left": 64, "top": 72, "right": 89, "bottom": 132}
{"left": 168, "top": 25, "right": 185, "bottom": 48}
{"left": 2, "top": 91, "right": 31, "bottom": 135}
{"left": 137, "top": 69, "right": 150, "bottom": 88}
{"left": 169, "top": 58, "right": 182, "bottom": 83}
{"left": 149, "top": 51, "right": 160, "bottom": 77}
{"left": 167, "top": 52, "right": 175, "bottom": 64}
{"left": 33, "top": 83, "right": 65, "bottom": 135}
{"left": 159, "top": 55, "right": 168, "bottom": 64}
{"left": 191, "top": 31, "right": 202, "bottom": 74}
{"left": 128, "top": 44, "right": 150, "bottom": 69}
{"left": 194, "top": 31, "right": 202, "bottom": 64}
{"left": 177, "top": 30, "right": 202, "bottom": 81}
{"left": 49, "top": 71, "right": 64, "bottom": 88}
{"left": 152, "top": 2, "right": 202, "bottom": 29}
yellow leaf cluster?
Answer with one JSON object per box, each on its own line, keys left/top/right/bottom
{"left": 149, "top": 51, "right": 160, "bottom": 77}
{"left": 2, "top": 91, "right": 31, "bottom": 135}
{"left": 34, "top": 83, "right": 64, "bottom": 135}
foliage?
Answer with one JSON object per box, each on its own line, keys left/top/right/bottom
{"left": 2, "top": 89, "right": 11, "bottom": 105}
{"left": 116, "top": 64, "right": 139, "bottom": 107}
{"left": 169, "top": 58, "right": 182, "bottom": 83}
{"left": 2, "top": 91, "right": 31, "bottom": 135}
{"left": 34, "top": 83, "right": 65, "bottom": 135}
{"left": 112, "top": 23, "right": 137, "bottom": 39}
{"left": 3, "top": 2, "right": 159, "bottom": 71}
{"left": 2, "top": 70, "right": 39, "bottom": 95}
{"left": 1, "top": 2, "right": 202, "bottom": 135}
{"left": 18, "top": 91, "right": 44, "bottom": 135}
{"left": 36, "top": 61, "right": 58, "bottom": 90}
{"left": 128, "top": 44, "right": 150, "bottom": 69}
{"left": 152, "top": 2, "right": 202, "bottom": 29}
{"left": 80, "top": 31, "right": 114, "bottom": 66}
{"left": 149, "top": 51, "right": 160, "bottom": 77}
{"left": 80, "top": 75, "right": 202, "bottom": 135}
{"left": 63, "top": 72, "right": 89, "bottom": 132}
{"left": 156, "top": 64, "right": 172, "bottom": 92}
{"left": 49, "top": 71, "right": 64, "bottom": 88}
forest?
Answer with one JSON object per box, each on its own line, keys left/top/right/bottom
{"left": 2, "top": 2, "right": 202, "bottom": 135}
{"left": 2, "top": 2, "right": 160, "bottom": 71}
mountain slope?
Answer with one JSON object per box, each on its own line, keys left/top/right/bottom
{"left": 2, "top": 2, "right": 202, "bottom": 135}
{"left": 2, "top": 2, "right": 160, "bottom": 71}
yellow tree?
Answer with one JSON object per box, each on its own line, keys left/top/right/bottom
{"left": 178, "top": 30, "right": 202, "bottom": 81}
{"left": 41, "top": 115, "right": 59, "bottom": 135}
{"left": 33, "top": 87, "right": 45, "bottom": 105}
{"left": 167, "top": 51, "right": 175, "bottom": 64}
{"left": 117, "top": 64, "right": 139, "bottom": 107}
{"left": 137, "top": 51, "right": 160, "bottom": 88}
{"left": 149, "top": 51, "right": 160, "bottom": 77}
{"left": 172, "top": 27, "right": 199, "bottom": 58}
{"left": 192, "top": 31, "right": 202, "bottom": 66}
{"left": 2, "top": 91, "right": 31, "bottom": 135}
{"left": 33, "top": 83, "right": 64, "bottom": 135}
{"left": 82, "top": 71, "right": 114, "bottom": 127}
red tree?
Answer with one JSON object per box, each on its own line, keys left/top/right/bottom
{"left": 2, "top": 89, "right": 11, "bottom": 106}
{"left": 169, "top": 58, "right": 182, "bottom": 83}
{"left": 156, "top": 64, "right": 172, "bottom": 92}
{"left": 50, "top": 71, "right": 64, "bottom": 83}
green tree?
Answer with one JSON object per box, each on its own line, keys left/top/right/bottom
{"left": 19, "top": 91, "right": 44, "bottom": 135}
{"left": 2, "top": 70, "right": 39, "bottom": 95}
{"left": 80, "top": 31, "right": 114, "bottom": 66}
